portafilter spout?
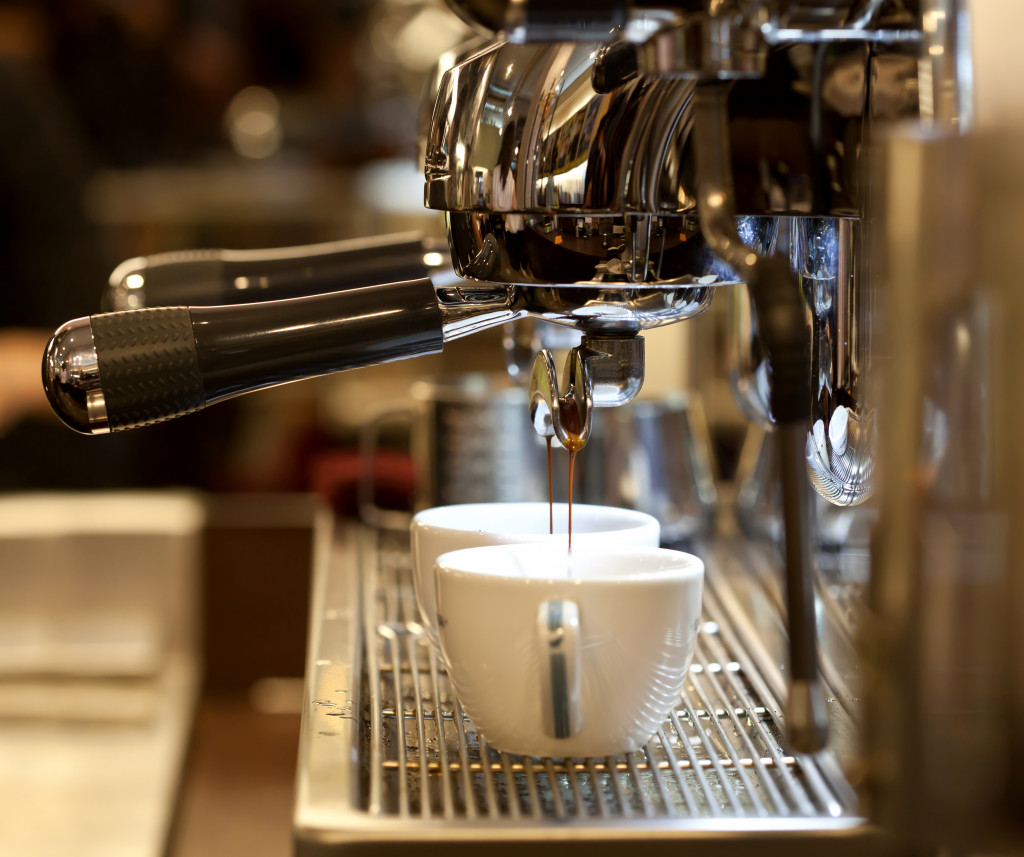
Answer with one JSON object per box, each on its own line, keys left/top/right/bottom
{"left": 528, "top": 333, "right": 644, "bottom": 451}
{"left": 529, "top": 347, "right": 593, "bottom": 451}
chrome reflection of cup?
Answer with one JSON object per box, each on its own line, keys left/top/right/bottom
{"left": 581, "top": 394, "right": 717, "bottom": 544}
{"left": 730, "top": 216, "right": 874, "bottom": 507}
{"left": 735, "top": 424, "right": 874, "bottom": 568}
{"left": 792, "top": 216, "right": 874, "bottom": 506}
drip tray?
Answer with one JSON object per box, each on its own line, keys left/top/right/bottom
{"left": 294, "top": 527, "right": 881, "bottom": 855}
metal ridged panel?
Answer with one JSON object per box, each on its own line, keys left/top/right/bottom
{"left": 362, "top": 529, "right": 851, "bottom": 824}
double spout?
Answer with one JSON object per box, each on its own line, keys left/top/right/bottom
{"left": 528, "top": 334, "right": 647, "bottom": 453}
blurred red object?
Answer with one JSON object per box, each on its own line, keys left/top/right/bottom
{"left": 309, "top": 449, "right": 416, "bottom": 519}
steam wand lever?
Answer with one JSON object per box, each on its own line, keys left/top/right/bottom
{"left": 694, "top": 82, "right": 829, "bottom": 754}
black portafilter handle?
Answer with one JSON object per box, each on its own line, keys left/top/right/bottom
{"left": 102, "top": 233, "right": 442, "bottom": 311}
{"left": 43, "top": 278, "right": 444, "bottom": 435}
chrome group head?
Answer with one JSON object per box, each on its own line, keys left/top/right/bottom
{"left": 420, "top": 0, "right": 926, "bottom": 505}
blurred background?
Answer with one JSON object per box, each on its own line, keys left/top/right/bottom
{"left": 1, "top": 1, "right": 1021, "bottom": 855}
{"left": 0, "top": 0, "right": 488, "bottom": 497}
{"left": 0, "top": 2, "right": 481, "bottom": 855}
{"left": 0, "top": 0, "right": 718, "bottom": 497}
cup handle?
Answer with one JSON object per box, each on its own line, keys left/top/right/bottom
{"left": 537, "top": 600, "right": 582, "bottom": 740}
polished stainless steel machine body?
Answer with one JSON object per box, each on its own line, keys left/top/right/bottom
{"left": 414, "top": 2, "right": 916, "bottom": 767}
{"left": 423, "top": 37, "right": 913, "bottom": 224}
{"left": 866, "top": 125, "right": 1024, "bottom": 854}
{"left": 42, "top": 3, "right": 918, "bottom": 445}
{"left": 37, "top": 0, "right": 1023, "bottom": 852}
{"left": 421, "top": 26, "right": 911, "bottom": 507}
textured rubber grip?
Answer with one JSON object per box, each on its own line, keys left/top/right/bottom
{"left": 91, "top": 307, "right": 205, "bottom": 431}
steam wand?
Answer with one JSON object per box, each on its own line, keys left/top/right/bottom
{"left": 694, "top": 83, "right": 829, "bottom": 753}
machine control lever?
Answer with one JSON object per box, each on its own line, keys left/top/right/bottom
{"left": 694, "top": 82, "right": 828, "bottom": 753}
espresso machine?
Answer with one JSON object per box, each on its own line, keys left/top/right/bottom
{"left": 40, "top": 0, "right": 1024, "bottom": 853}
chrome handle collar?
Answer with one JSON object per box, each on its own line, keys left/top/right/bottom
{"left": 41, "top": 317, "right": 109, "bottom": 435}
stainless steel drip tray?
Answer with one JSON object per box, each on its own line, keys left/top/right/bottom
{"left": 294, "top": 526, "right": 882, "bottom": 856}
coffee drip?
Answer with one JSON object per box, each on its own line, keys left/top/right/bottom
{"left": 531, "top": 347, "right": 593, "bottom": 551}
{"left": 543, "top": 407, "right": 587, "bottom": 547}
{"left": 557, "top": 393, "right": 587, "bottom": 550}
{"left": 545, "top": 437, "right": 554, "bottom": 535}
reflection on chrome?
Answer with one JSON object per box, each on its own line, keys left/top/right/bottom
{"left": 424, "top": 36, "right": 892, "bottom": 506}
{"left": 727, "top": 216, "right": 780, "bottom": 426}
{"left": 728, "top": 216, "right": 873, "bottom": 505}
{"left": 806, "top": 406, "right": 876, "bottom": 506}
{"left": 426, "top": 40, "right": 703, "bottom": 216}
{"left": 445, "top": 211, "right": 779, "bottom": 291}
{"left": 793, "top": 217, "right": 874, "bottom": 505}
{"left": 424, "top": 38, "right": 887, "bottom": 221}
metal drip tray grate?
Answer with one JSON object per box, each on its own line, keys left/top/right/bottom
{"left": 367, "top": 531, "right": 845, "bottom": 822}
{"left": 295, "top": 527, "right": 872, "bottom": 854}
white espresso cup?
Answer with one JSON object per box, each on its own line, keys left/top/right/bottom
{"left": 435, "top": 543, "right": 704, "bottom": 758}
{"left": 410, "top": 502, "right": 660, "bottom": 643}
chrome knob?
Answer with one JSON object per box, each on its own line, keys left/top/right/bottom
{"left": 41, "top": 317, "right": 109, "bottom": 435}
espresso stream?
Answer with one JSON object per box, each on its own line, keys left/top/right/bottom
{"left": 544, "top": 440, "right": 577, "bottom": 551}
{"left": 546, "top": 436, "right": 553, "bottom": 536}
{"left": 554, "top": 394, "right": 586, "bottom": 552}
